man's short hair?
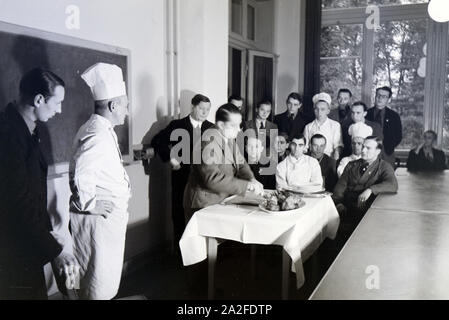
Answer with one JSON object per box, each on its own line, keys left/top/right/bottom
{"left": 257, "top": 100, "right": 272, "bottom": 109}
{"left": 338, "top": 88, "right": 352, "bottom": 97}
{"left": 352, "top": 101, "right": 368, "bottom": 112}
{"left": 365, "top": 135, "right": 383, "bottom": 151}
{"left": 424, "top": 130, "right": 437, "bottom": 140}
{"left": 286, "top": 92, "right": 303, "bottom": 104}
{"left": 277, "top": 131, "right": 289, "bottom": 143}
{"left": 192, "top": 94, "right": 210, "bottom": 106}
{"left": 310, "top": 133, "right": 327, "bottom": 145}
{"left": 291, "top": 133, "right": 306, "bottom": 144}
{"left": 376, "top": 86, "right": 393, "bottom": 98}
{"left": 19, "top": 68, "right": 65, "bottom": 104}
{"left": 228, "top": 94, "right": 243, "bottom": 103}
{"left": 216, "top": 103, "right": 242, "bottom": 123}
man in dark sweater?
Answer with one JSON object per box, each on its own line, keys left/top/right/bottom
{"left": 333, "top": 136, "right": 398, "bottom": 240}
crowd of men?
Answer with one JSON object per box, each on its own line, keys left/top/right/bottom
{"left": 1, "top": 63, "right": 446, "bottom": 300}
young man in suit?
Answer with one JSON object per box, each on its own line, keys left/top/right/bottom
{"left": 151, "top": 94, "right": 214, "bottom": 244}
{"left": 366, "top": 86, "right": 402, "bottom": 168}
{"left": 243, "top": 100, "right": 278, "bottom": 153}
{"left": 0, "top": 68, "right": 77, "bottom": 299}
{"left": 308, "top": 134, "right": 338, "bottom": 192}
{"left": 274, "top": 92, "right": 310, "bottom": 141}
{"left": 329, "top": 88, "right": 353, "bottom": 126}
{"left": 341, "top": 101, "right": 383, "bottom": 157}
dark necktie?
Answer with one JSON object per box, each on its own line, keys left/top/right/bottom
{"left": 260, "top": 121, "right": 265, "bottom": 130}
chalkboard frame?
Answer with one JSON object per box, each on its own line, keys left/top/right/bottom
{"left": 0, "top": 21, "right": 133, "bottom": 178}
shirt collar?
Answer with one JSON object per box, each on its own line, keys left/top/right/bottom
{"left": 92, "top": 114, "right": 113, "bottom": 129}
{"left": 313, "top": 118, "right": 329, "bottom": 127}
{"left": 189, "top": 115, "right": 203, "bottom": 128}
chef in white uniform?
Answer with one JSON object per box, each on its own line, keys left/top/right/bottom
{"left": 69, "top": 63, "right": 131, "bottom": 300}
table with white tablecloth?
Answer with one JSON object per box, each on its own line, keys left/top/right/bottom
{"left": 179, "top": 195, "right": 340, "bottom": 298}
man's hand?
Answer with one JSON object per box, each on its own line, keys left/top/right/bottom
{"left": 91, "top": 200, "right": 114, "bottom": 218}
{"left": 170, "top": 158, "right": 181, "bottom": 171}
{"left": 357, "top": 188, "right": 373, "bottom": 209}
{"left": 53, "top": 252, "right": 80, "bottom": 291}
{"left": 247, "top": 180, "right": 264, "bottom": 196}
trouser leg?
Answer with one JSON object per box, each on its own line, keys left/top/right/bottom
{"left": 0, "top": 263, "right": 47, "bottom": 300}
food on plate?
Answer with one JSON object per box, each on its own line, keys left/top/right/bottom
{"left": 262, "top": 190, "right": 303, "bottom": 212}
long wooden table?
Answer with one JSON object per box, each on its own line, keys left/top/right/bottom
{"left": 310, "top": 168, "right": 449, "bottom": 300}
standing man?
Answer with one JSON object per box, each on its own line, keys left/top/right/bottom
{"left": 229, "top": 95, "right": 245, "bottom": 119}
{"left": 69, "top": 63, "right": 131, "bottom": 300}
{"left": 366, "top": 86, "right": 402, "bottom": 168}
{"left": 0, "top": 68, "right": 77, "bottom": 299}
{"left": 308, "top": 134, "right": 338, "bottom": 192}
{"left": 243, "top": 100, "right": 278, "bottom": 152}
{"left": 304, "top": 93, "right": 343, "bottom": 160}
{"left": 274, "top": 92, "right": 309, "bottom": 141}
{"left": 151, "top": 94, "right": 213, "bottom": 245}
{"left": 329, "top": 88, "right": 353, "bottom": 126}
{"left": 341, "top": 101, "right": 383, "bottom": 157}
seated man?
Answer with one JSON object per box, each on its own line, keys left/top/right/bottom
{"left": 337, "top": 137, "right": 364, "bottom": 178}
{"left": 272, "top": 132, "right": 289, "bottom": 163}
{"left": 407, "top": 130, "right": 447, "bottom": 172}
{"left": 276, "top": 134, "right": 323, "bottom": 190}
{"left": 246, "top": 137, "right": 276, "bottom": 190}
{"left": 309, "top": 134, "right": 338, "bottom": 192}
{"left": 332, "top": 136, "right": 398, "bottom": 239}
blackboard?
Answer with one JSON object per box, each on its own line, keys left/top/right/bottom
{"left": 0, "top": 21, "right": 132, "bottom": 176}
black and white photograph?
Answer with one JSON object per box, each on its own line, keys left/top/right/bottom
{"left": 1, "top": 0, "right": 449, "bottom": 309}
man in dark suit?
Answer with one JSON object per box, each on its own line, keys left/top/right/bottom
{"left": 274, "top": 92, "right": 311, "bottom": 141}
{"left": 151, "top": 94, "right": 214, "bottom": 244}
{"left": 333, "top": 136, "right": 398, "bottom": 240}
{"left": 243, "top": 100, "right": 278, "bottom": 153}
{"left": 341, "top": 101, "right": 383, "bottom": 157}
{"left": 366, "top": 86, "right": 402, "bottom": 167}
{"left": 329, "top": 88, "right": 353, "bottom": 126}
{"left": 0, "top": 68, "right": 77, "bottom": 299}
{"left": 309, "top": 134, "right": 338, "bottom": 192}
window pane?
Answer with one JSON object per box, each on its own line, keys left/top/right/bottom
{"left": 247, "top": 4, "right": 255, "bottom": 41}
{"left": 320, "top": 24, "right": 363, "bottom": 105}
{"left": 442, "top": 41, "right": 449, "bottom": 150}
{"left": 231, "top": 0, "right": 243, "bottom": 35}
{"left": 322, "top": 0, "right": 428, "bottom": 9}
{"left": 373, "top": 19, "right": 427, "bottom": 149}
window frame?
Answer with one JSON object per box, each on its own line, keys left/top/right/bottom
{"left": 321, "top": 3, "right": 449, "bottom": 155}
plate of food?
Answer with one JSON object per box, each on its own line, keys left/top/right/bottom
{"left": 258, "top": 190, "right": 306, "bottom": 214}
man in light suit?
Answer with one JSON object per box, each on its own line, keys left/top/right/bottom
{"left": 183, "top": 103, "right": 264, "bottom": 220}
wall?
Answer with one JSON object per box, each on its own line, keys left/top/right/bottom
{"left": 0, "top": 0, "right": 229, "bottom": 295}
{"left": 274, "top": 0, "right": 304, "bottom": 114}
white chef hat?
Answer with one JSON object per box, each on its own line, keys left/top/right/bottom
{"left": 348, "top": 122, "right": 373, "bottom": 139}
{"left": 312, "top": 92, "right": 332, "bottom": 106}
{"left": 81, "top": 63, "right": 127, "bottom": 101}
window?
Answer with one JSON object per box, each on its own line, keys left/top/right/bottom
{"left": 443, "top": 39, "right": 449, "bottom": 149}
{"left": 373, "top": 19, "right": 427, "bottom": 149}
{"left": 247, "top": 4, "right": 256, "bottom": 41}
{"left": 320, "top": 24, "right": 363, "bottom": 105}
{"left": 320, "top": 2, "right": 445, "bottom": 151}
{"left": 322, "top": 0, "right": 429, "bottom": 9}
{"left": 231, "top": 0, "right": 243, "bottom": 35}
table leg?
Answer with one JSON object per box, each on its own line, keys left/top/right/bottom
{"left": 207, "top": 237, "right": 218, "bottom": 300}
{"left": 282, "top": 249, "right": 290, "bottom": 300}
{"left": 251, "top": 244, "right": 256, "bottom": 279}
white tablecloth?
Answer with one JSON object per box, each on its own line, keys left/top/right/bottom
{"left": 179, "top": 196, "right": 340, "bottom": 289}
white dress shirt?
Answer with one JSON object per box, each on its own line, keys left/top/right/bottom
{"left": 189, "top": 115, "right": 203, "bottom": 129}
{"left": 276, "top": 155, "right": 323, "bottom": 189}
{"left": 337, "top": 154, "right": 362, "bottom": 178}
{"left": 304, "top": 118, "right": 343, "bottom": 157}
{"left": 69, "top": 114, "right": 131, "bottom": 212}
